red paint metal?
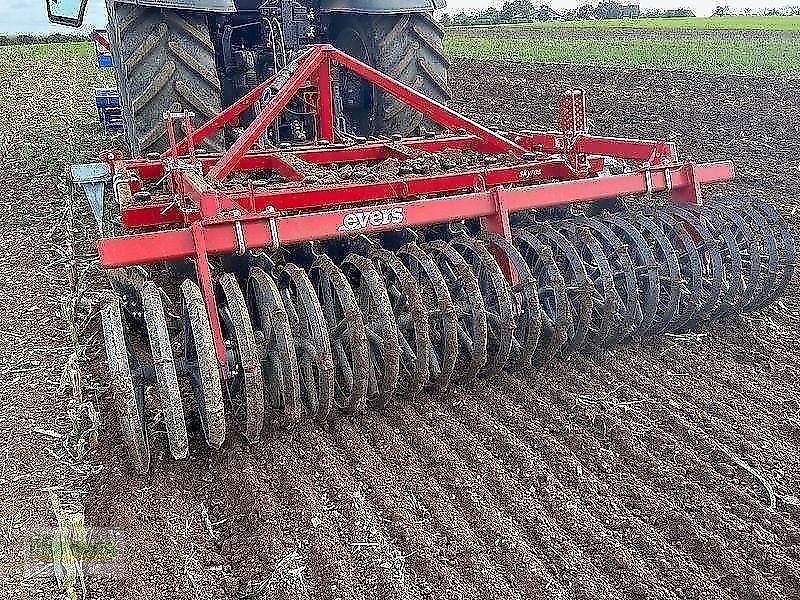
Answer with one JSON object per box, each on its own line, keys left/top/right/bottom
{"left": 92, "top": 29, "right": 111, "bottom": 51}
{"left": 102, "top": 160, "right": 735, "bottom": 269}
{"left": 316, "top": 57, "right": 335, "bottom": 142}
{"left": 190, "top": 222, "right": 228, "bottom": 373}
{"left": 207, "top": 47, "right": 325, "bottom": 182}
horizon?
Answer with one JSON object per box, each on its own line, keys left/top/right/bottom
{"left": 0, "top": 0, "right": 794, "bottom": 34}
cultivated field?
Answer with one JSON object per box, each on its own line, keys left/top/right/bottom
{"left": 1, "top": 30, "right": 799, "bottom": 600}
{"left": 446, "top": 17, "right": 800, "bottom": 75}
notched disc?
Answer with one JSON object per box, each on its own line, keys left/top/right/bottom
{"left": 102, "top": 296, "right": 150, "bottom": 474}
{"left": 752, "top": 200, "right": 796, "bottom": 306}
{"left": 368, "top": 247, "right": 430, "bottom": 399}
{"left": 309, "top": 254, "right": 369, "bottom": 413}
{"left": 660, "top": 205, "right": 724, "bottom": 323}
{"left": 396, "top": 241, "right": 458, "bottom": 391}
{"left": 601, "top": 211, "right": 660, "bottom": 336}
{"left": 218, "top": 272, "right": 264, "bottom": 443}
{"left": 514, "top": 227, "right": 570, "bottom": 364}
{"left": 450, "top": 234, "right": 515, "bottom": 373}
{"left": 627, "top": 213, "right": 682, "bottom": 334}
{"left": 276, "top": 262, "right": 335, "bottom": 420}
{"left": 247, "top": 267, "right": 302, "bottom": 422}
{"left": 341, "top": 253, "right": 401, "bottom": 408}
{"left": 706, "top": 202, "right": 760, "bottom": 313}
{"left": 478, "top": 231, "right": 541, "bottom": 371}
{"left": 736, "top": 201, "right": 780, "bottom": 311}
{"left": 531, "top": 221, "right": 593, "bottom": 351}
{"left": 424, "top": 239, "right": 488, "bottom": 385}
{"left": 181, "top": 279, "right": 226, "bottom": 449}
{"left": 556, "top": 220, "right": 624, "bottom": 347}
{"left": 584, "top": 216, "right": 642, "bottom": 342}
{"left": 651, "top": 211, "right": 704, "bottom": 330}
{"left": 140, "top": 281, "right": 188, "bottom": 460}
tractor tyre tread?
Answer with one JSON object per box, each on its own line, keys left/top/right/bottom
{"left": 106, "top": 1, "right": 222, "bottom": 156}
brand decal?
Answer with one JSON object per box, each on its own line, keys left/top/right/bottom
{"left": 519, "top": 168, "right": 543, "bottom": 179}
{"left": 338, "top": 207, "right": 405, "bottom": 232}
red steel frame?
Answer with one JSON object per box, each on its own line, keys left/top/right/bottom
{"left": 97, "top": 44, "right": 735, "bottom": 379}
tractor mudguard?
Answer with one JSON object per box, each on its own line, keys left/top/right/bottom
{"left": 114, "top": 0, "right": 236, "bottom": 12}
{"left": 319, "top": 0, "right": 445, "bottom": 14}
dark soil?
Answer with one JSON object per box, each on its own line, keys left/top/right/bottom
{"left": 3, "top": 48, "right": 799, "bottom": 600}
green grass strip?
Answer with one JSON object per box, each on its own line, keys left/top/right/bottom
{"left": 445, "top": 35, "right": 800, "bottom": 76}
{"left": 452, "top": 16, "right": 800, "bottom": 31}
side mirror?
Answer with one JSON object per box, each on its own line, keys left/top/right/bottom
{"left": 46, "top": 0, "right": 89, "bottom": 27}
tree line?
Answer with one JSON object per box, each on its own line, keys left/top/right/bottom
{"left": 442, "top": 1, "right": 800, "bottom": 26}
{"left": 0, "top": 32, "right": 87, "bottom": 46}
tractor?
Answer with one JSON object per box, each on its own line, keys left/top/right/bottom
{"left": 46, "top": 0, "right": 449, "bottom": 156}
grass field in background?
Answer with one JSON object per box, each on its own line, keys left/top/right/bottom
{"left": 453, "top": 16, "right": 800, "bottom": 30}
{"left": 446, "top": 21, "right": 800, "bottom": 76}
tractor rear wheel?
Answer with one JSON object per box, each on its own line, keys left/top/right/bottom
{"left": 331, "top": 13, "right": 451, "bottom": 137}
{"left": 105, "top": 1, "right": 223, "bottom": 157}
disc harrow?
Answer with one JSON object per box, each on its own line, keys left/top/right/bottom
{"left": 77, "top": 45, "right": 794, "bottom": 471}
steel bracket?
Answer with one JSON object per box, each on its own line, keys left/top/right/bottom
{"left": 70, "top": 162, "right": 112, "bottom": 232}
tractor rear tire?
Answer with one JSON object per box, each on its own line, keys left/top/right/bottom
{"left": 331, "top": 13, "right": 451, "bottom": 137}
{"left": 105, "top": 2, "right": 223, "bottom": 157}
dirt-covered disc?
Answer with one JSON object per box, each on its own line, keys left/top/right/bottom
{"left": 276, "top": 262, "right": 335, "bottom": 420}
{"left": 582, "top": 216, "right": 643, "bottom": 343}
{"left": 513, "top": 227, "right": 570, "bottom": 364}
{"left": 659, "top": 205, "right": 724, "bottom": 323}
{"left": 181, "top": 279, "right": 226, "bottom": 449}
{"left": 625, "top": 213, "right": 682, "bottom": 335}
{"left": 308, "top": 254, "right": 369, "bottom": 413}
{"left": 662, "top": 214, "right": 702, "bottom": 329}
{"left": 424, "top": 239, "right": 488, "bottom": 385}
{"left": 247, "top": 267, "right": 302, "bottom": 422}
{"left": 140, "top": 281, "right": 188, "bottom": 460}
{"left": 101, "top": 296, "right": 150, "bottom": 474}
{"left": 217, "top": 272, "right": 264, "bottom": 443}
{"left": 655, "top": 211, "right": 704, "bottom": 330}
{"left": 600, "top": 211, "right": 660, "bottom": 336}
{"left": 734, "top": 201, "right": 780, "bottom": 311}
{"left": 396, "top": 241, "right": 458, "bottom": 392}
{"left": 449, "top": 234, "right": 515, "bottom": 373}
{"left": 368, "top": 247, "right": 430, "bottom": 399}
{"left": 705, "top": 202, "right": 761, "bottom": 312}
{"left": 556, "top": 220, "right": 625, "bottom": 347}
{"left": 685, "top": 204, "right": 743, "bottom": 318}
{"left": 527, "top": 221, "right": 593, "bottom": 352}
{"left": 477, "top": 231, "right": 541, "bottom": 371}
{"left": 340, "top": 252, "right": 401, "bottom": 408}
{"left": 751, "top": 200, "right": 796, "bottom": 306}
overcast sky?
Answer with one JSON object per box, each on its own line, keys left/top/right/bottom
{"left": 0, "top": 0, "right": 793, "bottom": 34}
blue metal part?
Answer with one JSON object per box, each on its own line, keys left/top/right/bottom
{"left": 97, "top": 52, "right": 114, "bottom": 69}
{"left": 95, "top": 88, "right": 125, "bottom": 133}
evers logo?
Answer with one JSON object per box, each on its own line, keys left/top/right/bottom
{"left": 519, "top": 168, "right": 543, "bottom": 179}
{"left": 338, "top": 207, "right": 405, "bottom": 232}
